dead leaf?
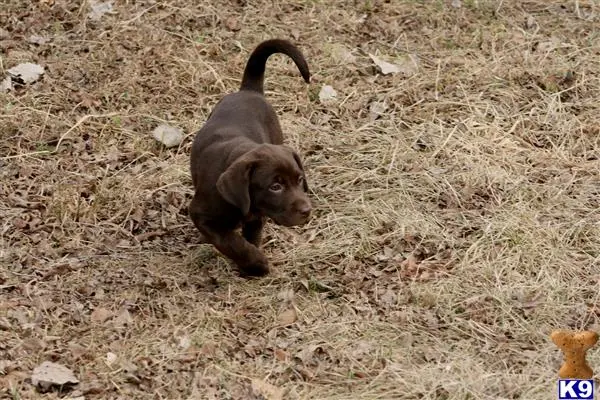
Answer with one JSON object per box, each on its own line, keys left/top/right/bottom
{"left": 130, "top": 207, "right": 144, "bottom": 223}
{"left": 12, "top": 217, "right": 27, "bottom": 229}
{"left": 277, "top": 308, "right": 297, "bottom": 326}
{"left": 178, "top": 345, "right": 201, "bottom": 362}
{"left": 536, "top": 37, "right": 561, "bottom": 53}
{"left": 35, "top": 296, "right": 56, "bottom": 312}
{"left": 369, "top": 54, "right": 400, "bottom": 75}
{"left": 526, "top": 15, "right": 537, "bottom": 30}
{"left": 451, "top": 0, "right": 462, "bottom": 8}
{"left": 376, "top": 246, "right": 394, "bottom": 261}
{"left": 368, "top": 266, "right": 383, "bottom": 277}
{"left": 300, "top": 278, "right": 335, "bottom": 293}
{"left": 397, "top": 54, "right": 419, "bottom": 76}
{"left": 274, "top": 348, "right": 288, "bottom": 362}
{"left": 135, "top": 230, "right": 166, "bottom": 242}
{"left": 200, "top": 342, "right": 217, "bottom": 357}
{"left": 369, "top": 100, "right": 388, "bottom": 120}
{"left": 88, "top": 1, "right": 114, "bottom": 21}
{"left": 113, "top": 308, "right": 133, "bottom": 327}
{"left": 90, "top": 307, "right": 112, "bottom": 324}
{"left": 1, "top": 76, "right": 12, "bottom": 92}
{"left": 318, "top": 85, "right": 338, "bottom": 104}
{"left": 152, "top": 123, "right": 184, "bottom": 148}
{"left": 78, "top": 92, "right": 101, "bottom": 109}
{"left": 401, "top": 254, "right": 419, "bottom": 270}
{"left": 296, "top": 344, "right": 323, "bottom": 365}
{"left": 354, "top": 370, "right": 368, "bottom": 379}
{"left": 277, "top": 288, "right": 295, "bottom": 303}
{"left": 23, "top": 337, "right": 46, "bottom": 351}
{"left": 244, "top": 338, "right": 262, "bottom": 357}
{"left": 94, "top": 287, "right": 105, "bottom": 300}
{"left": 28, "top": 35, "right": 49, "bottom": 45}
{"left": 69, "top": 342, "right": 88, "bottom": 359}
{"left": 379, "top": 289, "right": 397, "bottom": 308}
{"left": 351, "top": 341, "right": 373, "bottom": 360}
{"left": 31, "top": 361, "right": 79, "bottom": 390}
{"left": 105, "top": 352, "right": 118, "bottom": 366}
{"left": 178, "top": 335, "right": 191, "bottom": 349}
{"left": 120, "top": 359, "right": 138, "bottom": 374}
{"left": 7, "top": 62, "right": 45, "bottom": 84}
{"left": 191, "top": 373, "right": 219, "bottom": 398}
{"left": 251, "top": 379, "right": 284, "bottom": 400}
{"left": 329, "top": 43, "right": 356, "bottom": 64}
{"left": 224, "top": 16, "right": 240, "bottom": 31}
{"left": 369, "top": 53, "right": 418, "bottom": 76}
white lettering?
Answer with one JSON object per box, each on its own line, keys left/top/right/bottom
{"left": 578, "top": 380, "right": 592, "bottom": 398}
{"left": 559, "top": 380, "right": 577, "bottom": 398}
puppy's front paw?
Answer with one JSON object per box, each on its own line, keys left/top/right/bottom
{"left": 238, "top": 254, "right": 270, "bottom": 277}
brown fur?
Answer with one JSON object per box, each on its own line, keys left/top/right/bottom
{"left": 189, "top": 39, "right": 312, "bottom": 277}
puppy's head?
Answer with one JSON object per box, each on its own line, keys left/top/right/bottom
{"left": 216, "top": 144, "right": 312, "bottom": 227}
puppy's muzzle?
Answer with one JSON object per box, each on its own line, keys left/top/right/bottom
{"left": 298, "top": 202, "right": 312, "bottom": 220}
{"left": 272, "top": 199, "right": 312, "bottom": 227}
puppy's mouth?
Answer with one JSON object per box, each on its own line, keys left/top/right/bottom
{"left": 270, "top": 213, "right": 311, "bottom": 227}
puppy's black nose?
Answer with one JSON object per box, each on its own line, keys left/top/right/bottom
{"left": 299, "top": 204, "right": 312, "bottom": 217}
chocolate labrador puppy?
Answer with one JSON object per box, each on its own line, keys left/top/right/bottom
{"left": 189, "top": 39, "right": 312, "bottom": 277}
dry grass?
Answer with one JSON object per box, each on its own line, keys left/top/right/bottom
{"left": 1, "top": 0, "right": 600, "bottom": 399}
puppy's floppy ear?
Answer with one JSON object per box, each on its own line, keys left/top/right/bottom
{"left": 216, "top": 153, "right": 257, "bottom": 215}
{"left": 288, "top": 147, "right": 309, "bottom": 192}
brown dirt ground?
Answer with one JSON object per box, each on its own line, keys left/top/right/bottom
{"left": 2, "top": 0, "right": 600, "bottom": 399}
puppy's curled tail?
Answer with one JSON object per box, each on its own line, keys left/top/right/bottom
{"left": 240, "top": 39, "right": 310, "bottom": 94}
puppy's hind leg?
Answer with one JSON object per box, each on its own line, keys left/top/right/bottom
{"left": 242, "top": 217, "right": 265, "bottom": 248}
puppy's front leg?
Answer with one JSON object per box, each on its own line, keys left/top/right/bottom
{"left": 242, "top": 218, "right": 265, "bottom": 247}
{"left": 204, "top": 229, "right": 269, "bottom": 277}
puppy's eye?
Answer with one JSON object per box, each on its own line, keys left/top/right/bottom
{"left": 269, "top": 183, "right": 284, "bottom": 192}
